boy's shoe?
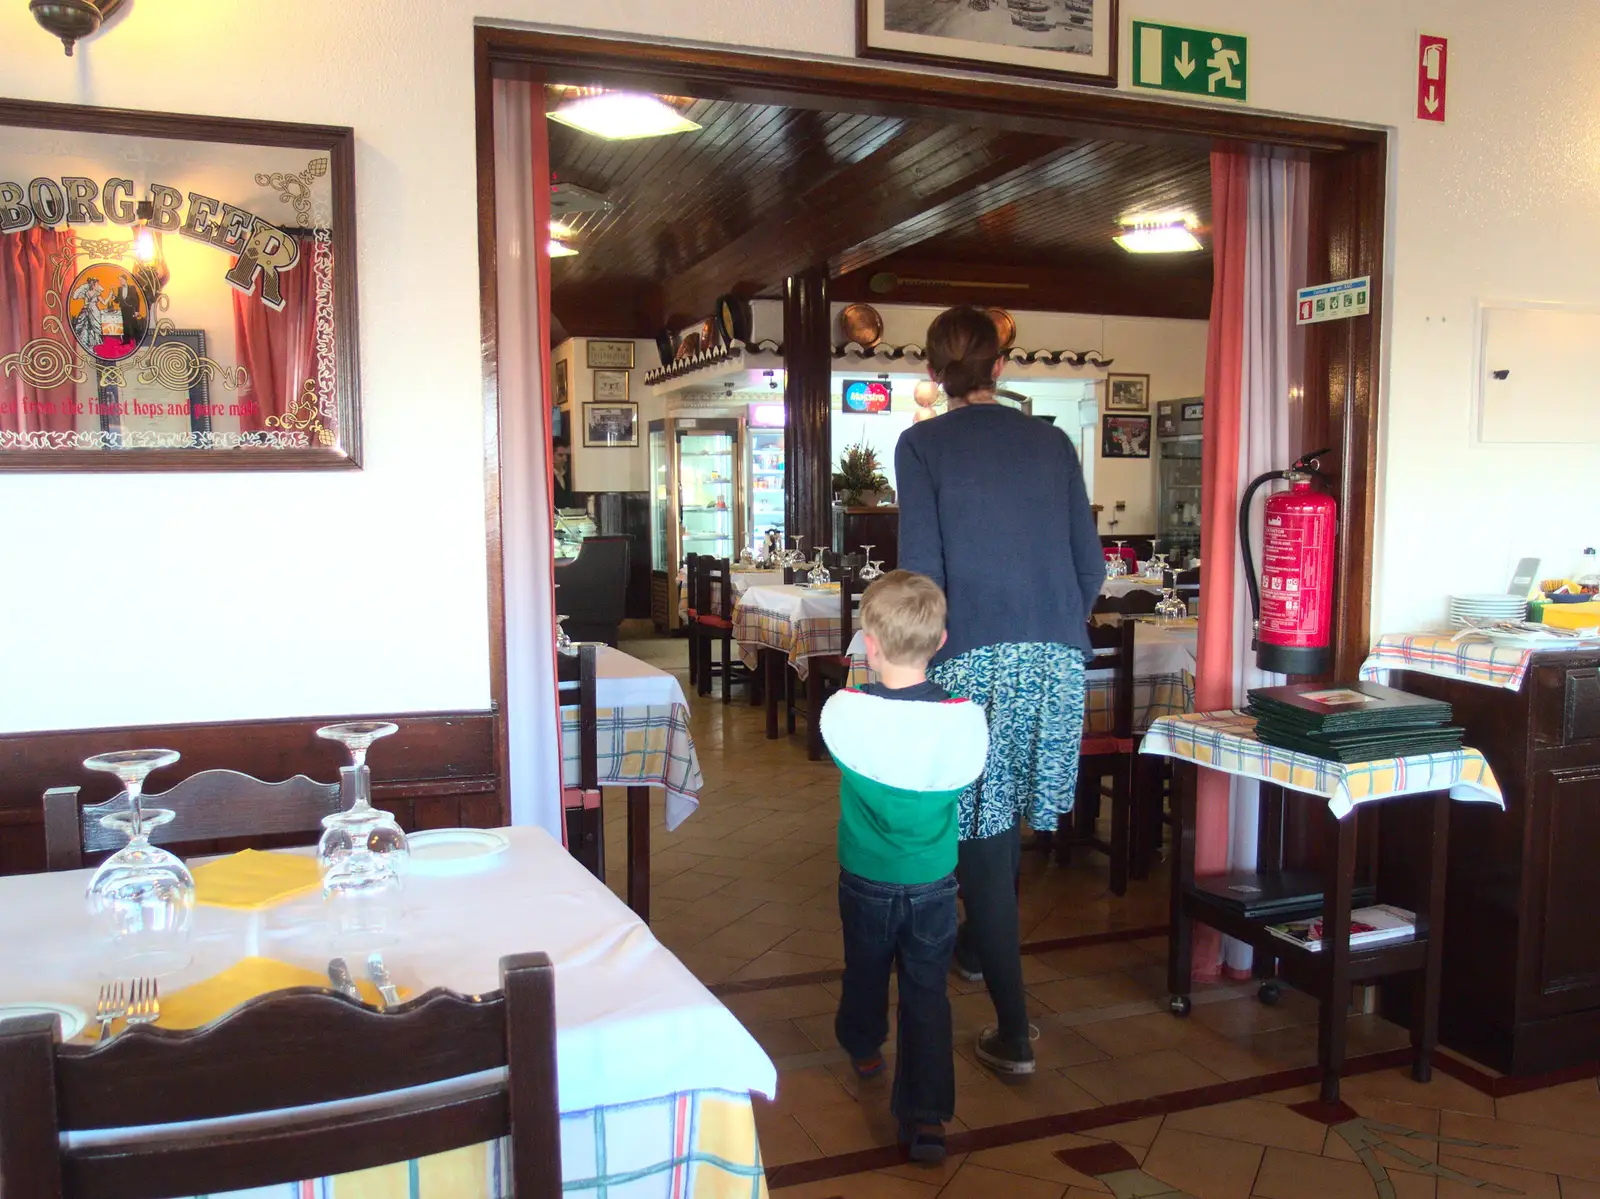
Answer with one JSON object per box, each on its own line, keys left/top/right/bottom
{"left": 850, "top": 1053, "right": 886, "bottom": 1079}
{"left": 899, "top": 1121, "right": 947, "bottom": 1165}
{"left": 952, "top": 947, "right": 984, "bottom": 983}
{"left": 975, "top": 1027, "right": 1037, "bottom": 1076}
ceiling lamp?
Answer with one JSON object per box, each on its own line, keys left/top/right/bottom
{"left": 548, "top": 240, "right": 579, "bottom": 259}
{"left": 1114, "top": 211, "right": 1203, "bottom": 254}
{"left": 549, "top": 219, "right": 577, "bottom": 239}
{"left": 30, "top": 0, "right": 123, "bottom": 55}
{"left": 548, "top": 92, "right": 701, "bottom": 141}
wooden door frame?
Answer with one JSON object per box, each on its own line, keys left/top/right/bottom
{"left": 473, "top": 26, "right": 1388, "bottom": 809}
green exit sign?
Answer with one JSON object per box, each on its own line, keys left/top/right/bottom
{"left": 1131, "top": 21, "right": 1248, "bottom": 103}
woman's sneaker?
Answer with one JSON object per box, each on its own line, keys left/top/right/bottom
{"left": 952, "top": 948, "right": 984, "bottom": 983}
{"left": 976, "top": 1028, "right": 1037, "bottom": 1076}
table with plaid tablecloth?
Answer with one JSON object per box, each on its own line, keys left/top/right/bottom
{"left": 732, "top": 583, "right": 843, "bottom": 681}
{"left": 845, "top": 622, "right": 1198, "bottom": 733}
{"left": 1140, "top": 709, "right": 1504, "bottom": 818}
{"left": 1358, "top": 631, "right": 1598, "bottom": 692}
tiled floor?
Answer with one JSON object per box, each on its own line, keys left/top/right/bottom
{"left": 601, "top": 628, "right": 1600, "bottom": 1197}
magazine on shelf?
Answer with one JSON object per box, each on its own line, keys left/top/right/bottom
{"left": 1265, "top": 904, "right": 1416, "bottom": 953}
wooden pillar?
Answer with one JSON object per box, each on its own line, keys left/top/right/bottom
{"left": 784, "top": 266, "right": 832, "bottom": 552}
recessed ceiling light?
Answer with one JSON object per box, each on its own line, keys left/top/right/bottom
{"left": 548, "top": 92, "right": 701, "bottom": 141}
{"left": 548, "top": 240, "right": 579, "bottom": 259}
{"left": 549, "top": 219, "right": 577, "bottom": 238}
{"left": 1114, "top": 211, "right": 1203, "bottom": 254}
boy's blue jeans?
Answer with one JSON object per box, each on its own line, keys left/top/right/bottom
{"left": 834, "top": 869, "right": 957, "bottom": 1126}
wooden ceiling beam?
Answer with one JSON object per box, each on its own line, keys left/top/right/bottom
{"left": 657, "top": 123, "right": 1077, "bottom": 328}
{"left": 830, "top": 254, "right": 1213, "bottom": 322}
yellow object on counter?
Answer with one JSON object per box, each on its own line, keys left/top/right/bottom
{"left": 191, "top": 848, "right": 322, "bottom": 909}
{"left": 1537, "top": 600, "right": 1600, "bottom": 631}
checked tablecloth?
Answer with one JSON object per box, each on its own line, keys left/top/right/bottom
{"left": 1357, "top": 632, "right": 1543, "bottom": 691}
{"left": 1141, "top": 709, "right": 1505, "bottom": 819}
{"left": 732, "top": 584, "right": 843, "bottom": 681}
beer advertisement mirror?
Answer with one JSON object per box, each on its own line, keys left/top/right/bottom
{"left": 0, "top": 101, "right": 360, "bottom": 470}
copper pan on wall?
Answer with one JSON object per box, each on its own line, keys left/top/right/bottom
{"left": 837, "top": 302, "right": 884, "bottom": 348}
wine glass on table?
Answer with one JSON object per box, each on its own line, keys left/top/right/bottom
{"left": 858, "top": 547, "right": 881, "bottom": 583}
{"left": 807, "top": 550, "right": 831, "bottom": 588}
{"left": 786, "top": 536, "right": 806, "bottom": 570}
{"left": 316, "top": 722, "right": 408, "bottom": 951}
{"left": 1105, "top": 541, "right": 1128, "bottom": 580}
{"left": 1156, "top": 587, "right": 1188, "bottom": 625}
{"left": 84, "top": 748, "right": 195, "bottom": 976}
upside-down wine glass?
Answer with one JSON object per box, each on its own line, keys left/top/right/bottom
{"left": 786, "top": 536, "right": 806, "bottom": 569}
{"left": 1156, "top": 587, "right": 1188, "bottom": 625}
{"left": 1105, "top": 542, "right": 1128, "bottom": 580}
{"left": 858, "top": 550, "right": 883, "bottom": 583}
{"left": 84, "top": 748, "right": 195, "bottom": 976}
{"left": 554, "top": 584, "right": 576, "bottom": 657}
{"left": 316, "top": 721, "right": 408, "bottom": 951}
{"left": 807, "top": 550, "right": 832, "bottom": 588}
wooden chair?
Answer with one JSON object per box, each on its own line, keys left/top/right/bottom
{"left": 0, "top": 952, "right": 560, "bottom": 1199}
{"left": 692, "top": 557, "right": 757, "bottom": 704}
{"left": 1059, "top": 619, "right": 1138, "bottom": 895}
{"left": 43, "top": 769, "right": 345, "bottom": 873}
{"left": 557, "top": 642, "right": 604, "bottom": 880}
{"left": 1095, "top": 589, "right": 1160, "bottom": 621}
{"left": 683, "top": 553, "right": 704, "bottom": 690}
{"left": 1174, "top": 567, "right": 1200, "bottom": 614}
{"left": 809, "top": 567, "right": 863, "bottom": 760}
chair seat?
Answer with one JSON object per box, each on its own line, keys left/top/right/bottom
{"left": 562, "top": 787, "right": 602, "bottom": 811}
{"left": 685, "top": 607, "right": 700, "bottom": 621}
{"left": 1080, "top": 734, "right": 1136, "bottom": 756}
{"left": 695, "top": 614, "right": 734, "bottom": 630}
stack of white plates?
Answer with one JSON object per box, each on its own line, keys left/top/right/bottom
{"left": 1447, "top": 593, "right": 1528, "bottom": 628}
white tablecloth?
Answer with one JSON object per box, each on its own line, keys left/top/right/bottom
{"left": 594, "top": 645, "right": 689, "bottom": 709}
{"left": 1101, "top": 576, "right": 1167, "bottom": 598}
{"left": 0, "top": 827, "right": 775, "bottom": 1117}
{"left": 676, "top": 568, "right": 784, "bottom": 621}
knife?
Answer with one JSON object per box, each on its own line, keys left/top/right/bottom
{"left": 366, "top": 952, "right": 400, "bottom": 1010}
{"left": 327, "top": 957, "right": 362, "bottom": 1002}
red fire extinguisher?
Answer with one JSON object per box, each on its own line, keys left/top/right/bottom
{"left": 1239, "top": 450, "right": 1336, "bottom": 675}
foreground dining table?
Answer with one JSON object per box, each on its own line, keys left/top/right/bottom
{"left": 560, "top": 645, "right": 705, "bottom": 923}
{"left": 0, "top": 826, "right": 776, "bottom": 1197}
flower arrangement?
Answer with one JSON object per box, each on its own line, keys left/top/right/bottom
{"left": 833, "top": 441, "right": 889, "bottom": 506}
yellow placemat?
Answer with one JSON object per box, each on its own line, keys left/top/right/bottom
{"left": 87, "top": 956, "right": 399, "bottom": 1039}
{"left": 191, "top": 848, "right": 322, "bottom": 910}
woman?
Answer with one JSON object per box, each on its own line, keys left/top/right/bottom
{"left": 895, "top": 306, "right": 1105, "bottom": 1076}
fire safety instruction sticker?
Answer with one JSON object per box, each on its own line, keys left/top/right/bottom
{"left": 1296, "top": 277, "right": 1371, "bottom": 325}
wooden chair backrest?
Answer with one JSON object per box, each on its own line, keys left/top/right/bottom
{"left": 555, "top": 642, "right": 599, "bottom": 792}
{"left": 838, "top": 567, "right": 861, "bottom": 651}
{"left": 43, "top": 769, "right": 345, "bottom": 873}
{"left": 684, "top": 552, "right": 702, "bottom": 616}
{"left": 703, "top": 557, "right": 734, "bottom": 622}
{"left": 0, "top": 953, "right": 560, "bottom": 1199}
{"left": 1086, "top": 619, "right": 1137, "bottom": 739}
{"left": 1093, "top": 590, "right": 1160, "bottom": 620}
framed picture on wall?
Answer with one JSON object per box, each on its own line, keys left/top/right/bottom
{"left": 1102, "top": 414, "right": 1151, "bottom": 459}
{"left": 586, "top": 339, "right": 636, "bottom": 369}
{"left": 856, "top": 0, "right": 1119, "bottom": 88}
{"left": 584, "top": 402, "right": 639, "bottom": 448}
{"left": 592, "top": 369, "right": 630, "bottom": 402}
{"left": 1106, "top": 373, "right": 1150, "bottom": 412}
{"left": 553, "top": 359, "right": 570, "bottom": 409}
{"left": 1182, "top": 401, "right": 1205, "bottom": 421}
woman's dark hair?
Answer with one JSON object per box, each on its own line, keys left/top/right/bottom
{"left": 926, "top": 306, "right": 1001, "bottom": 400}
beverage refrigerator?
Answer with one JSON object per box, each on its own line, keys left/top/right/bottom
{"left": 1155, "top": 398, "right": 1203, "bottom": 563}
{"left": 746, "top": 402, "right": 786, "bottom": 558}
{"left": 648, "top": 415, "right": 746, "bottom": 632}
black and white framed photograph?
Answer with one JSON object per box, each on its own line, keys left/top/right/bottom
{"left": 1106, "top": 372, "right": 1150, "bottom": 412}
{"left": 1101, "top": 414, "right": 1151, "bottom": 459}
{"left": 858, "top": 0, "right": 1118, "bottom": 87}
{"left": 592, "top": 369, "right": 630, "bottom": 403}
{"left": 1182, "top": 400, "right": 1205, "bottom": 421}
{"left": 586, "top": 339, "right": 636, "bottom": 370}
{"left": 583, "top": 402, "right": 639, "bottom": 448}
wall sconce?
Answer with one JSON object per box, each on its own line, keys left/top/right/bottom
{"left": 130, "top": 199, "right": 170, "bottom": 302}
{"left": 30, "top": 0, "right": 125, "bottom": 56}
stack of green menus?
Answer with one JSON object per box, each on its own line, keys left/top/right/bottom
{"left": 1247, "top": 683, "right": 1461, "bottom": 763}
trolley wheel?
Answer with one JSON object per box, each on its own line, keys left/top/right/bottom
{"left": 1169, "top": 994, "right": 1192, "bottom": 1017}
{"left": 1258, "top": 982, "right": 1282, "bottom": 1007}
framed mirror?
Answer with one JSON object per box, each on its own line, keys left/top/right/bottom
{"left": 0, "top": 100, "right": 360, "bottom": 470}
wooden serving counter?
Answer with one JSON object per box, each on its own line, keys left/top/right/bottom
{"left": 831, "top": 503, "right": 898, "bottom": 570}
{"left": 1379, "top": 649, "right": 1600, "bottom": 1074}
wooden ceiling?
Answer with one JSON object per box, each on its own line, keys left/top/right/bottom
{"left": 547, "top": 91, "right": 1213, "bottom": 337}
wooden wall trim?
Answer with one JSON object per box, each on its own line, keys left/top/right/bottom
{"left": 0, "top": 710, "right": 501, "bottom": 875}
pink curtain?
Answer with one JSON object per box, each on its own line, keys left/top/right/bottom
{"left": 1194, "top": 149, "right": 1311, "bottom": 981}
{"left": 1191, "top": 150, "right": 1251, "bottom": 981}
{"left": 0, "top": 228, "right": 79, "bottom": 434}
{"left": 231, "top": 235, "right": 318, "bottom": 432}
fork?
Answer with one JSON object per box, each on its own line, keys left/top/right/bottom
{"left": 95, "top": 980, "right": 126, "bottom": 1042}
{"left": 122, "top": 977, "right": 160, "bottom": 1032}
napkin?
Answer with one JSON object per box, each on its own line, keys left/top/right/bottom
{"left": 87, "top": 957, "right": 401, "bottom": 1038}
{"left": 191, "top": 848, "right": 322, "bottom": 910}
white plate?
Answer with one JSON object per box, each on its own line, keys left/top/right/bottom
{"left": 0, "top": 1001, "right": 87, "bottom": 1039}
{"left": 406, "top": 828, "right": 511, "bottom": 876}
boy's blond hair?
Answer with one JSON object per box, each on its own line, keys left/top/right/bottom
{"left": 859, "top": 570, "right": 947, "bottom": 667}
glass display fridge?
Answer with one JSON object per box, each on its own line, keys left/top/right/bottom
{"left": 746, "top": 402, "right": 786, "bottom": 557}
{"left": 648, "top": 415, "right": 746, "bottom": 631}
{"left": 1155, "top": 398, "right": 1203, "bottom": 563}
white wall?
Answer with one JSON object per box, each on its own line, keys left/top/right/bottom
{"left": 555, "top": 337, "right": 659, "bottom": 493}
{"left": 4, "top": 0, "right": 1599, "bottom": 732}
{"left": 830, "top": 301, "right": 1206, "bottom": 531}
